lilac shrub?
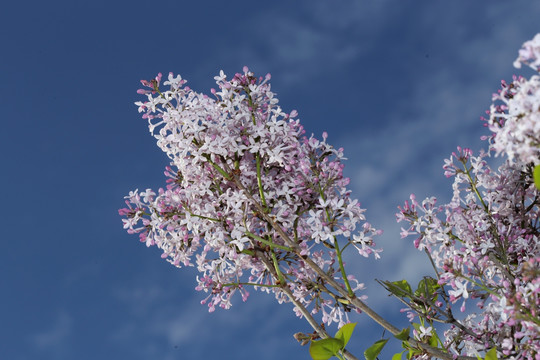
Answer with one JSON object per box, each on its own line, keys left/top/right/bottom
{"left": 121, "top": 35, "right": 540, "bottom": 360}
{"left": 396, "top": 36, "right": 540, "bottom": 359}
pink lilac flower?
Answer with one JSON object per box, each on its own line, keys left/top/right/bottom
{"left": 486, "top": 34, "right": 540, "bottom": 166}
{"left": 397, "top": 35, "right": 540, "bottom": 359}
{"left": 120, "top": 67, "right": 380, "bottom": 327}
{"left": 513, "top": 33, "right": 540, "bottom": 71}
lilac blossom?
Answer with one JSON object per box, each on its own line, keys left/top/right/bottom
{"left": 120, "top": 67, "right": 381, "bottom": 329}
{"left": 487, "top": 35, "right": 540, "bottom": 166}
{"left": 513, "top": 33, "right": 540, "bottom": 72}
{"left": 397, "top": 35, "right": 540, "bottom": 359}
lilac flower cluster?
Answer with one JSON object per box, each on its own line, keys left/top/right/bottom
{"left": 487, "top": 76, "right": 540, "bottom": 165}
{"left": 513, "top": 34, "right": 540, "bottom": 72}
{"left": 486, "top": 33, "right": 540, "bottom": 167}
{"left": 397, "top": 37, "right": 540, "bottom": 359}
{"left": 120, "top": 67, "right": 380, "bottom": 327}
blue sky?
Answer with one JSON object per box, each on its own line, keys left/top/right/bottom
{"left": 1, "top": 1, "right": 539, "bottom": 359}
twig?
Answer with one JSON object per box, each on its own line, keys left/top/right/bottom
{"left": 233, "top": 176, "right": 479, "bottom": 360}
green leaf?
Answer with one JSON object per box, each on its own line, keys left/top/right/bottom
{"left": 392, "top": 351, "right": 404, "bottom": 360}
{"left": 428, "top": 333, "right": 438, "bottom": 347}
{"left": 401, "top": 339, "right": 421, "bottom": 360}
{"left": 408, "top": 348, "right": 422, "bottom": 359}
{"left": 484, "top": 347, "right": 498, "bottom": 360}
{"left": 309, "top": 338, "right": 344, "bottom": 360}
{"left": 534, "top": 164, "right": 540, "bottom": 190}
{"left": 364, "top": 339, "right": 389, "bottom": 360}
{"left": 431, "top": 329, "right": 443, "bottom": 348}
{"left": 382, "top": 280, "right": 412, "bottom": 298}
{"left": 414, "top": 277, "right": 439, "bottom": 298}
{"left": 394, "top": 327, "right": 410, "bottom": 341}
{"left": 401, "top": 340, "right": 413, "bottom": 350}
{"left": 335, "top": 323, "right": 357, "bottom": 347}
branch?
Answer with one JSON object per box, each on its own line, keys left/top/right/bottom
{"left": 256, "top": 250, "right": 358, "bottom": 360}
{"left": 233, "top": 175, "right": 478, "bottom": 360}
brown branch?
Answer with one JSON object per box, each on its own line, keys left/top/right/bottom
{"left": 256, "top": 250, "right": 359, "bottom": 360}
{"left": 233, "top": 175, "right": 478, "bottom": 360}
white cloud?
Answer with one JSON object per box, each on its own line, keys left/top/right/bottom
{"left": 110, "top": 279, "right": 305, "bottom": 360}
{"left": 331, "top": 9, "right": 540, "bottom": 312}
{"left": 192, "top": 1, "right": 395, "bottom": 86}
{"left": 30, "top": 311, "right": 72, "bottom": 353}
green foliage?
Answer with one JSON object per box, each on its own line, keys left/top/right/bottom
{"left": 379, "top": 277, "right": 451, "bottom": 360}
{"left": 394, "top": 328, "right": 410, "bottom": 341}
{"left": 310, "top": 338, "right": 344, "bottom": 360}
{"left": 534, "top": 164, "right": 540, "bottom": 190}
{"left": 308, "top": 323, "right": 357, "bottom": 360}
{"left": 401, "top": 341, "right": 423, "bottom": 360}
{"left": 381, "top": 277, "right": 440, "bottom": 305}
{"left": 476, "top": 348, "right": 498, "bottom": 360}
{"left": 484, "top": 347, "right": 498, "bottom": 360}
{"left": 364, "top": 339, "right": 389, "bottom": 360}
{"left": 381, "top": 279, "right": 412, "bottom": 298}
{"left": 414, "top": 277, "right": 439, "bottom": 299}
{"left": 335, "top": 323, "right": 356, "bottom": 347}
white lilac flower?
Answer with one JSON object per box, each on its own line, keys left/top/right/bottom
{"left": 120, "top": 67, "right": 380, "bottom": 326}
{"left": 397, "top": 35, "right": 540, "bottom": 359}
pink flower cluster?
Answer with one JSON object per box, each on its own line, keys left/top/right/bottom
{"left": 120, "top": 67, "right": 380, "bottom": 326}
{"left": 397, "top": 37, "right": 540, "bottom": 359}
{"left": 487, "top": 34, "right": 540, "bottom": 166}
{"left": 513, "top": 34, "right": 540, "bottom": 71}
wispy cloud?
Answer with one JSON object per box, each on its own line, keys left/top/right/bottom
{"left": 30, "top": 311, "right": 72, "bottom": 356}
{"left": 110, "top": 279, "right": 306, "bottom": 360}
{"left": 192, "top": 1, "right": 394, "bottom": 86}
{"left": 332, "top": 4, "right": 540, "bottom": 312}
